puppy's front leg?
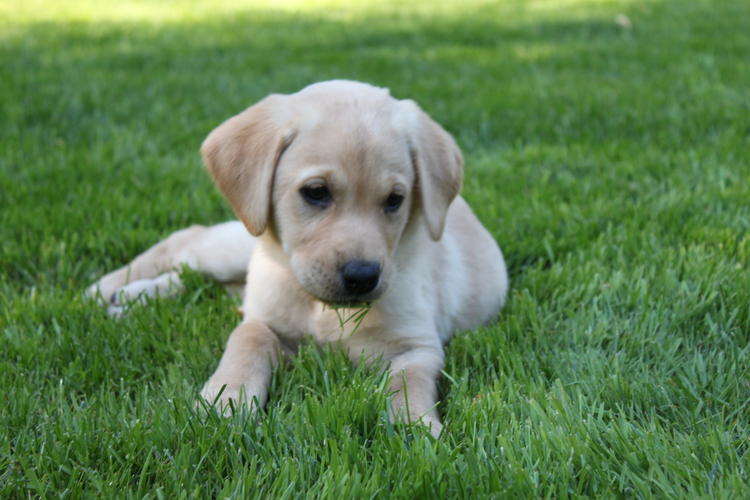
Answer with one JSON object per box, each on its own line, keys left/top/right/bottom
{"left": 200, "top": 320, "right": 280, "bottom": 414}
{"left": 387, "top": 347, "right": 445, "bottom": 437}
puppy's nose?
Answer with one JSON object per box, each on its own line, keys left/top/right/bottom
{"left": 340, "top": 260, "right": 380, "bottom": 295}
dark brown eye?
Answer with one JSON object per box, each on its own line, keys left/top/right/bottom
{"left": 300, "top": 184, "right": 332, "bottom": 208}
{"left": 383, "top": 192, "right": 404, "bottom": 214}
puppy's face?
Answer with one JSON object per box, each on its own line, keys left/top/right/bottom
{"left": 272, "top": 122, "right": 414, "bottom": 304}
{"left": 201, "top": 81, "right": 463, "bottom": 306}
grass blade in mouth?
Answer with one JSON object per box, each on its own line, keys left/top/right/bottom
{"left": 324, "top": 303, "right": 372, "bottom": 336}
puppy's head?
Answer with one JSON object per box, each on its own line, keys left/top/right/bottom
{"left": 201, "top": 80, "right": 463, "bottom": 305}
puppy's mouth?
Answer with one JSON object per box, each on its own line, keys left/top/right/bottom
{"left": 317, "top": 287, "right": 384, "bottom": 307}
{"left": 324, "top": 299, "right": 372, "bottom": 308}
{"left": 308, "top": 285, "right": 386, "bottom": 308}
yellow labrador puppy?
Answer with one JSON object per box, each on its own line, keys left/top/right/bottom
{"left": 87, "top": 80, "right": 508, "bottom": 436}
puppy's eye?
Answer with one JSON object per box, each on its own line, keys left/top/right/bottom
{"left": 383, "top": 192, "right": 404, "bottom": 214}
{"left": 300, "top": 184, "right": 332, "bottom": 208}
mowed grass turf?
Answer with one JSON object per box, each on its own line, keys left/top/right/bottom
{"left": 1, "top": 0, "right": 749, "bottom": 497}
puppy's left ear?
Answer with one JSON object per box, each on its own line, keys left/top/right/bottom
{"left": 201, "top": 94, "right": 295, "bottom": 236}
{"left": 399, "top": 100, "right": 464, "bottom": 241}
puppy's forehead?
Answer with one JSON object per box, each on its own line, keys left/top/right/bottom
{"left": 294, "top": 80, "right": 394, "bottom": 104}
{"left": 281, "top": 87, "right": 413, "bottom": 180}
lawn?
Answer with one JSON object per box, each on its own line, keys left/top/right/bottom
{"left": 1, "top": 0, "right": 749, "bottom": 497}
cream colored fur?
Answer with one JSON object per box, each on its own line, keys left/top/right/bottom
{"left": 87, "top": 80, "right": 508, "bottom": 436}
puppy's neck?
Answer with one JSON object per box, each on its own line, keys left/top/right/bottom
{"left": 257, "top": 231, "right": 290, "bottom": 268}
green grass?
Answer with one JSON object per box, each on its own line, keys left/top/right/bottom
{"left": 2, "top": 0, "right": 749, "bottom": 497}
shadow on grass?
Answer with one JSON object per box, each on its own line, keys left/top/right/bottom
{"left": 2, "top": 5, "right": 667, "bottom": 146}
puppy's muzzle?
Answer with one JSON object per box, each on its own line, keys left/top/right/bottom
{"left": 340, "top": 260, "right": 380, "bottom": 296}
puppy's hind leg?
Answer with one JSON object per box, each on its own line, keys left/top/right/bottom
{"left": 86, "top": 221, "right": 255, "bottom": 310}
{"left": 106, "top": 270, "right": 183, "bottom": 316}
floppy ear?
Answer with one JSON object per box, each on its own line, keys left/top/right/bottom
{"left": 201, "top": 94, "right": 295, "bottom": 236}
{"left": 400, "top": 100, "right": 464, "bottom": 241}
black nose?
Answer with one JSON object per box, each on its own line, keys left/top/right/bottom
{"left": 340, "top": 260, "right": 380, "bottom": 295}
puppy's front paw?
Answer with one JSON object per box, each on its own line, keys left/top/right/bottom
{"left": 199, "top": 378, "right": 261, "bottom": 416}
{"left": 420, "top": 415, "right": 443, "bottom": 438}
{"left": 390, "top": 410, "right": 443, "bottom": 438}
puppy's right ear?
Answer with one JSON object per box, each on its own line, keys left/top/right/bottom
{"left": 201, "top": 95, "right": 295, "bottom": 236}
